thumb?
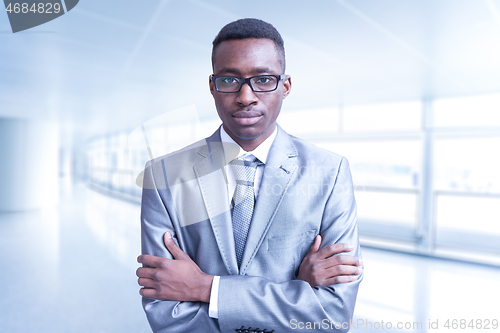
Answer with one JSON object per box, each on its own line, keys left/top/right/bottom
{"left": 307, "top": 235, "right": 322, "bottom": 255}
{"left": 163, "top": 231, "right": 188, "bottom": 260}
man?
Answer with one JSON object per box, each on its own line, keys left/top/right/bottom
{"left": 137, "top": 18, "right": 363, "bottom": 333}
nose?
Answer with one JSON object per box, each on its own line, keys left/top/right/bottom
{"left": 235, "top": 81, "right": 259, "bottom": 107}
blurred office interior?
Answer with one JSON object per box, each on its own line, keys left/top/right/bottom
{"left": 1, "top": 0, "right": 500, "bottom": 332}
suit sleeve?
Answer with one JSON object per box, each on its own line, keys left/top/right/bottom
{"left": 140, "top": 160, "right": 220, "bottom": 333}
{"left": 217, "top": 157, "right": 363, "bottom": 333}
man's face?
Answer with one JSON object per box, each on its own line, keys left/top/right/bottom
{"left": 210, "top": 38, "right": 291, "bottom": 147}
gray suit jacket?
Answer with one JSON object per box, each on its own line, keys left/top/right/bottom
{"left": 140, "top": 125, "right": 362, "bottom": 333}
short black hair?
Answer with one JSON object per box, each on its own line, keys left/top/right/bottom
{"left": 211, "top": 18, "right": 286, "bottom": 72}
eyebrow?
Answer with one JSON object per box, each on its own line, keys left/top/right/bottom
{"left": 254, "top": 67, "right": 272, "bottom": 74}
{"left": 217, "top": 67, "right": 274, "bottom": 75}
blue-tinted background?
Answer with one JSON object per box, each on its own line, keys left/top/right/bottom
{"left": 1, "top": 1, "right": 500, "bottom": 332}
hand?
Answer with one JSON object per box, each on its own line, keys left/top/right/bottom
{"left": 296, "top": 235, "right": 363, "bottom": 287}
{"left": 136, "top": 231, "right": 214, "bottom": 302}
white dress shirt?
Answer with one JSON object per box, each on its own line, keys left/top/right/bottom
{"left": 208, "top": 125, "right": 277, "bottom": 319}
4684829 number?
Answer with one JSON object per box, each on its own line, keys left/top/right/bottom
{"left": 444, "top": 319, "right": 498, "bottom": 330}
{"left": 5, "top": 2, "right": 62, "bottom": 14}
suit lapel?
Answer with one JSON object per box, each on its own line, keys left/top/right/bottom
{"left": 239, "top": 126, "right": 298, "bottom": 275}
{"left": 193, "top": 129, "right": 240, "bottom": 275}
{"left": 193, "top": 126, "right": 298, "bottom": 275}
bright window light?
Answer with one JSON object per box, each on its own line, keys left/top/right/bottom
{"left": 343, "top": 101, "right": 421, "bottom": 132}
{"left": 434, "top": 93, "right": 500, "bottom": 127}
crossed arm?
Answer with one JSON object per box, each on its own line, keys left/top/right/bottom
{"left": 137, "top": 231, "right": 362, "bottom": 303}
{"left": 138, "top": 156, "right": 362, "bottom": 332}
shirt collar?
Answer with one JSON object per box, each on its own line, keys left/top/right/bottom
{"left": 220, "top": 125, "right": 277, "bottom": 164}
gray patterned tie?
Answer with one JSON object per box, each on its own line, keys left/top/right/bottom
{"left": 229, "top": 156, "right": 260, "bottom": 268}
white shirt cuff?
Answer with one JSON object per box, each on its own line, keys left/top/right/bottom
{"left": 208, "top": 275, "right": 220, "bottom": 319}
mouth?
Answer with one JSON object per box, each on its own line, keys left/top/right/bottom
{"left": 232, "top": 111, "right": 263, "bottom": 126}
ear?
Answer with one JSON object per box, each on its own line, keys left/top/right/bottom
{"left": 209, "top": 75, "right": 215, "bottom": 96}
{"left": 282, "top": 75, "right": 291, "bottom": 99}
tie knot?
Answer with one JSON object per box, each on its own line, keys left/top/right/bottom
{"left": 229, "top": 157, "right": 260, "bottom": 183}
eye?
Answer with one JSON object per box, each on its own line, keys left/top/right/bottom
{"left": 221, "top": 77, "right": 237, "bottom": 84}
{"left": 256, "top": 77, "right": 271, "bottom": 84}
{"left": 253, "top": 76, "right": 277, "bottom": 86}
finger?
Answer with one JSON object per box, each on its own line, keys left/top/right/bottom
{"left": 323, "top": 255, "right": 361, "bottom": 268}
{"left": 307, "top": 235, "right": 322, "bottom": 255}
{"left": 140, "top": 287, "right": 158, "bottom": 298}
{"left": 136, "top": 267, "right": 156, "bottom": 279}
{"left": 164, "top": 231, "right": 189, "bottom": 260}
{"left": 137, "top": 254, "right": 166, "bottom": 268}
{"left": 317, "top": 243, "right": 354, "bottom": 259}
{"left": 324, "top": 264, "right": 363, "bottom": 278}
{"left": 138, "top": 277, "right": 155, "bottom": 288}
{"left": 326, "top": 275, "right": 360, "bottom": 286}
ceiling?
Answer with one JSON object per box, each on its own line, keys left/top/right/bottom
{"left": 1, "top": 0, "right": 500, "bottom": 139}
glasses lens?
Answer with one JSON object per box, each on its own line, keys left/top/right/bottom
{"left": 215, "top": 77, "right": 241, "bottom": 92}
{"left": 251, "top": 75, "right": 278, "bottom": 92}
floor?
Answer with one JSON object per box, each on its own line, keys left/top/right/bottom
{"left": 1, "top": 180, "right": 499, "bottom": 332}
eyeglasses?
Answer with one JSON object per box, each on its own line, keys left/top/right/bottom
{"left": 211, "top": 74, "right": 286, "bottom": 93}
